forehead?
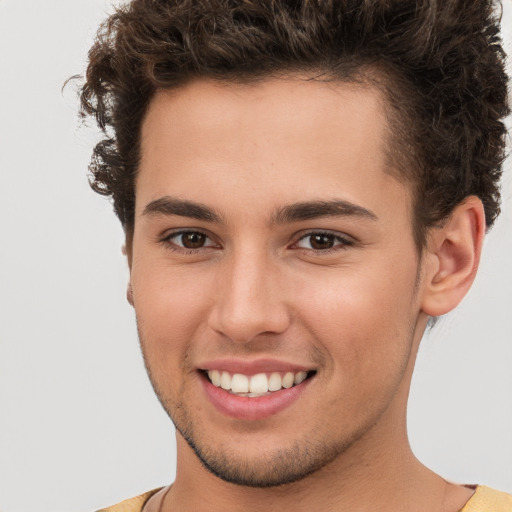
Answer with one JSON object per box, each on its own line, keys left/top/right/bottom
{"left": 141, "top": 76, "right": 388, "bottom": 161}
{"left": 137, "top": 76, "right": 411, "bottom": 225}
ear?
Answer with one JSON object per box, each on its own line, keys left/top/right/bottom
{"left": 420, "top": 196, "right": 486, "bottom": 317}
{"left": 126, "top": 282, "right": 134, "bottom": 306}
{"left": 122, "top": 232, "right": 134, "bottom": 307}
{"left": 123, "top": 229, "right": 134, "bottom": 269}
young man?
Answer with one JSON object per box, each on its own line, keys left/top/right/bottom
{"left": 78, "top": 1, "right": 511, "bottom": 510}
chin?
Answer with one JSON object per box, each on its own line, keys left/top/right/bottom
{"left": 182, "top": 430, "right": 336, "bottom": 487}
{"left": 172, "top": 412, "right": 369, "bottom": 488}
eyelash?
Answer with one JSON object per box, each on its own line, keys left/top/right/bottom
{"left": 292, "top": 231, "right": 355, "bottom": 254}
{"left": 159, "top": 230, "right": 355, "bottom": 255}
{"left": 160, "top": 229, "right": 218, "bottom": 254}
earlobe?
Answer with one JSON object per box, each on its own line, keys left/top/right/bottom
{"left": 123, "top": 236, "right": 135, "bottom": 306}
{"left": 123, "top": 242, "right": 135, "bottom": 307}
{"left": 420, "top": 196, "right": 485, "bottom": 317}
{"left": 127, "top": 282, "right": 134, "bottom": 306}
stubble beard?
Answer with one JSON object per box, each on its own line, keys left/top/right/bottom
{"left": 139, "top": 346, "right": 373, "bottom": 489}
{"left": 158, "top": 389, "right": 368, "bottom": 488}
{"left": 136, "top": 301, "right": 420, "bottom": 488}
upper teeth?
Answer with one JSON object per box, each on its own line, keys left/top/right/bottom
{"left": 207, "top": 370, "right": 308, "bottom": 396}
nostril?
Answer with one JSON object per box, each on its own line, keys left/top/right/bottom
{"left": 206, "top": 286, "right": 291, "bottom": 343}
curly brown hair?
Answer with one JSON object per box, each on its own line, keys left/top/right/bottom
{"left": 78, "top": 0, "right": 509, "bottom": 248}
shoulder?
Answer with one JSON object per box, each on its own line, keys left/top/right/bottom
{"left": 95, "top": 488, "right": 164, "bottom": 512}
{"left": 462, "top": 486, "right": 512, "bottom": 512}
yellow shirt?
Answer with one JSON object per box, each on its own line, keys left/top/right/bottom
{"left": 96, "top": 488, "right": 162, "bottom": 512}
{"left": 461, "top": 486, "right": 512, "bottom": 511}
{"left": 96, "top": 485, "right": 512, "bottom": 511}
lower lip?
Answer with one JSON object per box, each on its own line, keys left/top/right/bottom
{"left": 200, "top": 374, "right": 311, "bottom": 421}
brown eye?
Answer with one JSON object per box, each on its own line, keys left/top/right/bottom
{"left": 295, "top": 232, "right": 353, "bottom": 251}
{"left": 309, "top": 234, "right": 335, "bottom": 250}
{"left": 163, "top": 230, "right": 218, "bottom": 252}
{"left": 180, "top": 232, "right": 207, "bottom": 248}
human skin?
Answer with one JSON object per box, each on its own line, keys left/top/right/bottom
{"left": 127, "top": 77, "right": 483, "bottom": 512}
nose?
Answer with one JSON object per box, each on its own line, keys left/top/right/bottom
{"left": 207, "top": 249, "right": 291, "bottom": 344}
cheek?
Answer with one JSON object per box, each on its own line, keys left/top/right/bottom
{"left": 294, "top": 261, "right": 419, "bottom": 379}
{"left": 130, "top": 260, "right": 213, "bottom": 363}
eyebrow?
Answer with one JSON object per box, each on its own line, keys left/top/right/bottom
{"left": 271, "top": 200, "right": 378, "bottom": 224}
{"left": 142, "top": 196, "right": 378, "bottom": 224}
{"left": 143, "top": 197, "right": 222, "bottom": 222}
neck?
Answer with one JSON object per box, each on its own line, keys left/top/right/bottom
{"left": 165, "top": 428, "right": 449, "bottom": 512}
{"left": 160, "top": 315, "right": 471, "bottom": 512}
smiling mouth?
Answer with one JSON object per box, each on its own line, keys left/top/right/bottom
{"left": 202, "top": 369, "right": 316, "bottom": 397}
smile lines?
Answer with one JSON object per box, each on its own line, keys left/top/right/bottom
{"left": 205, "top": 370, "right": 311, "bottom": 397}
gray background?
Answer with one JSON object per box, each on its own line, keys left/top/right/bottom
{"left": 0, "top": 1, "right": 511, "bottom": 511}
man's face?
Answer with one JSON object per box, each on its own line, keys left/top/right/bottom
{"left": 129, "top": 77, "right": 428, "bottom": 486}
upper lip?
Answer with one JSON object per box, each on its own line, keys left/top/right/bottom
{"left": 198, "top": 358, "right": 313, "bottom": 375}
